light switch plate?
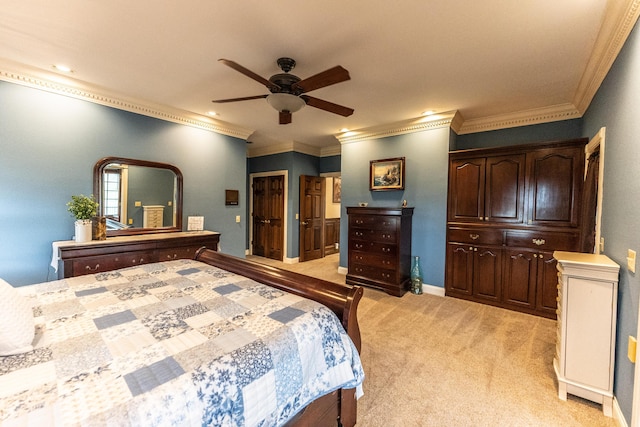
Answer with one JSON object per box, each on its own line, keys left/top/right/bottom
{"left": 629, "top": 336, "right": 637, "bottom": 363}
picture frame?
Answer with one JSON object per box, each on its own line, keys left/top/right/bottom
{"left": 370, "top": 157, "right": 405, "bottom": 191}
{"left": 332, "top": 177, "right": 341, "bottom": 203}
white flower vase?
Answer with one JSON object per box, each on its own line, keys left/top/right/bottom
{"left": 75, "top": 219, "right": 93, "bottom": 243}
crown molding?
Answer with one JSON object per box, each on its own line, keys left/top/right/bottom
{"left": 456, "top": 103, "right": 581, "bottom": 135}
{"left": 0, "top": 60, "right": 253, "bottom": 140}
{"left": 320, "top": 145, "right": 342, "bottom": 157}
{"left": 337, "top": 110, "right": 460, "bottom": 144}
{"left": 573, "top": 0, "right": 640, "bottom": 113}
{"left": 247, "top": 141, "right": 320, "bottom": 158}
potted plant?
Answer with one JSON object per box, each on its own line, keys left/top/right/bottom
{"left": 67, "top": 194, "right": 99, "bottom": 242}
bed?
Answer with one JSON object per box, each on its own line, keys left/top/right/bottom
{"left": 0, "top": 248, "right": 364, "bottom": 426}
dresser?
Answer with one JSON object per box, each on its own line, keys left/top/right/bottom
{"left": 143, "top": 205, "right": 165, "bottom": 228}
{"left": 53, "top": 231, "right": 220, "bottom": 278}
{"left": 346, "top": 207, "right": 413, "bottom": 296}
{"left": 553, "top": 251, "right": 620, "bottom": 416}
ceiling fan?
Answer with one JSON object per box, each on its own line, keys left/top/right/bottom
{"left": 212, "top": 57, "right": 354, "bottom": 125}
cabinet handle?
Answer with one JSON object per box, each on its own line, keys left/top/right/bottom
{"left": 484, "top": 216, "right": 489, "bottom": 221}
{"left": 473, "top": 248, "right": 477, "bottom": 252}
{"left": 532, "top": 238, "right": 546, "bottom": 246}
{"left": 355, "top": 244, "right": 363, "bottom": 249}
{"left": 479, "top": 216, "right": 483, "bottom": 220}
{"left": 85, "top": 264, "right": 100, "bottom": 271}
{"left": 470, "top": 234, "right": 479, "bottom": 240}
{"left": 534, "top": 254, "right": 538, "bottom": 258}
{"left": 382, "top": 247, "right": 391, "bottom": 253}
{"left": 469, "top": 247, "right": 473, "bottom": 250}
{"left": 166, "top": 254, "right": 178, "bottom": 259}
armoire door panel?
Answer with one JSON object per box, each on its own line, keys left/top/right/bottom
{"left": 485, "top": 155, "right": 525, "bottom": 223}
{"left": 448, "top": 158, "right": 485, "bottom": 222}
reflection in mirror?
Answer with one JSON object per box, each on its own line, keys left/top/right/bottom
{"left": 93, "top": 157, "right": 183, "bottom": 236}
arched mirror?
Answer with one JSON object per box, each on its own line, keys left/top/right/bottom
{"left": 93, "top": 157, "right": 183, "bottom": 236}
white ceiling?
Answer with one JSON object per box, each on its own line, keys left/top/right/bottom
{"left": 1, "top": 0, "right": 637, "bottom": 153}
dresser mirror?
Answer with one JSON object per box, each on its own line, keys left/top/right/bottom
{"left": 93, "top": 157, "right": 183, "bottom": 236}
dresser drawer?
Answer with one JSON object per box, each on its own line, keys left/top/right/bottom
{"left": 351, "top": 240, "right": 398, "bottom": 256}
{"left": 349, "top": 263, "right": 396, "bottom": 283}
{"left": 350, "top": 251, "right": 396, "bottom": 270}
{"left": 350, "top": 228, "right": 397, "bottom": 244}
{"left": 505, "top": 230, "right": 579, "bottom": 251}
{"left": 72, "top": 251, "right": 156, "bottom": 276}
{"left": 349, "top": 215, "right": 398, "bottom": 231}
{"left": 157, "top": 245, "right": 201, "bottom": 261}
{"left": 448, "top": 227, "right": 503, "bottom": 245}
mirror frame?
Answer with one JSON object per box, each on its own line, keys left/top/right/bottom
{"left": 93, "top": 157, "right": 183, "bottom": 236}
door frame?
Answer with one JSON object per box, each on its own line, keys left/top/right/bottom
{"left": 585, "top": 127, "right": 606, "bottom": 254}
{"left": 249, "top": 170, "right": 289, "bottom": 261}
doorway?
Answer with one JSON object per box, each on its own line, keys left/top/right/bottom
{"left": 299, "top": 174, "right": 342, "bottom": 263}
{"left": 250, "top": 172, "right": 286, "bottom": 261}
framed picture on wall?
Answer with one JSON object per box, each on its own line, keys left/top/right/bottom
{"left": 333, "top": 177, "right": 341, "bottom": 203}
{"left": 370, "top": 157, "right": 405, "bottom": 191}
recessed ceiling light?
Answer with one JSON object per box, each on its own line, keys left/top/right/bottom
{"left": 339, "top": 128, "right": 349, "bottom": 133}
{"left": 208, "top": 111, "right": 218, "bottom": 116}
{"left": 53, "top": 64, "right": 73, "bottom": 73}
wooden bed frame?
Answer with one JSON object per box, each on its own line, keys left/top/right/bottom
{"left": 195, "top": 248, "right": 364, "bottom": 427}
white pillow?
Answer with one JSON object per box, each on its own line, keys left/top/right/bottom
{"left": 0, "top": 278, "right": 35, "bottom": 356}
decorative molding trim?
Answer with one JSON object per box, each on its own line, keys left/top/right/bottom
{"left": 337, "top": 266, "right": 348, "bottom": 275}
{"left": 457, "top": 103, "right": 582, "bottom": 135}
{"left": 320, "top": 145, "right": 342, "bottom": 157}
{"left": 247, "top": 141, "right": 323, "bottom": 158}
{"left": 337, "top": 110, "right": 460, "bottom": 144}
{"left": 0, "top": 62, "right": 253, "bottom": 140}
{"left": 573, "top": 0, "right": 640, "bottom": 114}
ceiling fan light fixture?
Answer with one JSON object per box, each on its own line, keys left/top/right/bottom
{"left": 266, "top": 93, "right": 305, "bottom": 113}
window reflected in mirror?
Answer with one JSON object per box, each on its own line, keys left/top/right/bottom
{"left": 93, "top": 157, "right": 183, "bottom": 236}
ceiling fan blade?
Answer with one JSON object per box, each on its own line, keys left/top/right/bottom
{"left": 301, "top": 95, "right": 354, "bottom": 117}
{"left": 279, "top": 111, "right": 292, "bottom": 125}
{"left": 292, "top": 66, "right": 350, "bottom": 93}
{"left": 218, "top": 59, "right": 281, "bottom": 91}
{"left": 212, "top": 94, "right": 268, "bottom": 103}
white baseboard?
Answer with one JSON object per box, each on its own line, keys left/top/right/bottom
{"left": 338, "top": 266, "right": 348, "bottom": 275}
{"left": 422, "top": 283, "right": 445, "bottom": 297}
{"left": 614, "top": 397, "right": 628, "bottom": 427}
{"left": 284, "top": 257, "right": 298, "bottom": 264}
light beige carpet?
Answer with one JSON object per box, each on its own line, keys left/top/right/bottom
{"left": 248, "top": 254, "right": 617, "bottom": 426}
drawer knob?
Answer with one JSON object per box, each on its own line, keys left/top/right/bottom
{"left": 532, "top": 238, "right": 546, "bottom": 246}
{"left": 470, "top": 233, "right": 479, "bottom": 240}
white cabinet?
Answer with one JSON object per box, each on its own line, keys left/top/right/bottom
{"left": 143, "top": 205, "right": 164, "bottom": 228}
{"left": 553, "top": 251, "right": 620, "bottom": 417}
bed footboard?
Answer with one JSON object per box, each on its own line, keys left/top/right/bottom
{"left": 194, "top": 248, "right": 363, "bottom": 427}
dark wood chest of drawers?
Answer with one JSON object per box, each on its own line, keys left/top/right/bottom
{"left": 55, "top": 231, "right": 220, "bottom": 278}
{"left": 346, "top": 207, "right": 413, "bottom": 296}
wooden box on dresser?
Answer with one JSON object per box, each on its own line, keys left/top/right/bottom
{"left": 346, "top": 207, "right": 413, "bottom": 297}
{"left": 445, "top": 138, "right": 587, "bottom": 318}
{"left": 54, "top": 231, "right": 220, "bottom": 278}
{"left": 553, "top": 251, "right": 620, "bottom": 416}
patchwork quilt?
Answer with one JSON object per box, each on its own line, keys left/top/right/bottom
{"left": 0, "top": 259, "right": 364, "bottom": 426}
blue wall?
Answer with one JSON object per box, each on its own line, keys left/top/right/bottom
{"left": 0, "top": 81, "right": 248, "bottom": 286}
{"left": 454, "top": 119, "right": 583, "bottom": 149}
{"left": 340, "top": 126, "right": 450, "bottom": 287}
{"left": 582, "top": 19, "right": 640, "bottom": 423}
